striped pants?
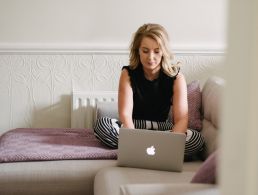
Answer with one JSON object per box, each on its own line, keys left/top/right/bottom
{"left": 94, "top": 117, "right": 205, "bottom": 157}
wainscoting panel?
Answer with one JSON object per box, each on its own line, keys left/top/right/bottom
{"left": 0, "top": 49, "right": 224, "bottom": 133}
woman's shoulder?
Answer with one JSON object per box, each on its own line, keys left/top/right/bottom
{"left": 173, "top": 72, "right": 186, "bottom": 87}
{"left": 122, "top": 65, "right": 141, "bottom": 76}
{"left": 121, "top": 65, "right": 134, "bottom": 79}
{"left": 121, "top": 66, "right": 130, "bottom": 76}
{"left": 122, "top": 65, "right": 130, "bottom": 70}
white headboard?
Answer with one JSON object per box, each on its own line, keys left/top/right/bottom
{"left": 71, "top": 91, "right": 118, "bottom": 129}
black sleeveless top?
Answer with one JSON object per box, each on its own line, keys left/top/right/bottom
{"left": 122, "top": 65, "right": 178, "bottom": 121}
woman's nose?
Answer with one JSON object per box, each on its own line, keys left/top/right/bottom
{"left": 148, "top": 51, "right": 155, "bottom": 59}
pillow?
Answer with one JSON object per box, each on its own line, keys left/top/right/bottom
{"left": 187, "top": 80, "right": 202, "bottom": 130}
{"left": 96, "top": 80, "right": 202, "bottom": 130}
{"left": 96, "top": 101, "right": 118, "bottom": 122}
{"left": 170, "top": 80, "right": 202, "bottom": 131}
{"left": 191, "top": 150, "right": 218, "bottom": 184}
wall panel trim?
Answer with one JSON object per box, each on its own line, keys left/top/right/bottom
{"left": 0, "top": 43, "right": 226, "bottom": 55}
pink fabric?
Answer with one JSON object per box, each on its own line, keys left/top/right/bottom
{"left": 171, "top": 80, "right": 202, "bottom": 130}
{"left": 187, "top": 80, "right": 202, "bottom": 130}
{"left": 191, "top": 150, "right": 217, "bottom": 184}
{"left": 0, "top": 128, "right": 117, "bottom": 163}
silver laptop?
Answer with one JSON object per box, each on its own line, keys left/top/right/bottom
{"left": 117, "top": 128, "right": 186, "bottom": 172}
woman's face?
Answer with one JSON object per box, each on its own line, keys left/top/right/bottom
{"left": 139, "top": 36, "right": 163, "bottom": 72}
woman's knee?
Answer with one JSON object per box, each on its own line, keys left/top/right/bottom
{"left": 94, "top": 117, "right": 120, "bottom": 148}
{"left": 185, "top": 129, "right": 205, "bottom": 155}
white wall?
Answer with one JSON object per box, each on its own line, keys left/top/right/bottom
{"left": 0, "top": 0, "right": 226, "bottom": 50}
{"left": 0, "top": 0, "right": 227, "bottom": 133}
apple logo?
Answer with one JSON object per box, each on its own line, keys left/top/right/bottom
{"left": 146, "top": 145, "right": 155, "bottom": 156}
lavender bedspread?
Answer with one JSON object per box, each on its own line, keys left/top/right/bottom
{"left": 0, "top": 128, "right": 117, "bottom": 163}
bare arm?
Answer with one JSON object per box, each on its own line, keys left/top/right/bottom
{"left": 171, "top": 73, "right": 188, "bottom": 134}
{"left": 118, "top": 69, "right": 134, "bottom": 128}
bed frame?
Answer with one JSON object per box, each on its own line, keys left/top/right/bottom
{"left": 71, "top": 91, "right": 118, "bottom": 129}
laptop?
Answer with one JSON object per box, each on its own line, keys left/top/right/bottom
{"left": 117, "top": 128, "right": 186, "bottom": 172}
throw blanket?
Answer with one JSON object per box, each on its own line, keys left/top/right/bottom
{"left": 0, "top": 128, "right": 117, "bottom": 163}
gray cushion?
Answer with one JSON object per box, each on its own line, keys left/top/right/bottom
{"left": 120, "top": 183, "right": 219, "bottom": 195}
{"left": 96, "top": 101, "right": 118, "bottom": 120}
{"left": 201, "top": 76, "right": 224, "bottom": 158}
{"left": 201, "top": 77, "right": 224, "bottom": 129}
{"left": 201, "top": 119, "right": 218, "bottom": 158}
{"left": 94, "top": 163, "right": 202, "bottom": 195}
{"left": 0, "top": 160, "right": 116, "bottom": 195}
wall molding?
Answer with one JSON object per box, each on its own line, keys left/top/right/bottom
{"left": 0, "top": 43, "right": 226, "bottom": 55}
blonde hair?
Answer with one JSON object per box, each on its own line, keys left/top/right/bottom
{"left": 129, "top": 23, "right": 180, "bottom": 77}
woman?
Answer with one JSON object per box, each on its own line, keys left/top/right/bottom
{"left": 94, "top": 23, "right": 204, "bottom": 157}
